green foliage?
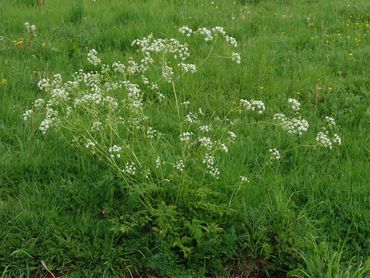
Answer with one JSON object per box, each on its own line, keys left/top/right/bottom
{"left": 69, "top": 4, "right": 85, "bottom": 24}
{"left": 290, "top": 240, "right": 370, "bottom": 278}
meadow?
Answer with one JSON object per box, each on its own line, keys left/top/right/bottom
{"left": 0, "top": 0, "right": 369, "bottom": 277}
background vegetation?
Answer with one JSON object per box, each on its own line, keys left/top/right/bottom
{"left": 0, "top": 0, "right": 369, "bottom": 277}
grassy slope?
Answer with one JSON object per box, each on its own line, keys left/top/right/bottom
{"left": 0, "top": 0, "right": 369, "bottom": 276}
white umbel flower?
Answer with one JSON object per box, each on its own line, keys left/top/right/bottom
{"left": 231, "top": 52, "right": 241, "bottom": 64}
{"left": 180, "top": 132, "right": 193, "bottom": 143}
{"left": 155, "top": 156, "right": 162, "bottom": 168}
{"left": 240, "top": 99, "right": 265, "bottom": 114}
{"left": 333, "top": 133, "right": 342, "bottom": 145}
{"left": 175, "top": 159, "right": 185, "bottom": 172}
{"left": 162, "top": 65, "right": 173, "bottom": 82}
{"left": 288, "top": 98, "right": 301, "bottom": 111}
{"left": 178, "top": 26, "right": 193, "bottom": 37}
{"left": 123, "top": 162, "right": 136, "bottom": 176}
{"left": 87, "top": 49, "right": 101, "bottom": 66}
{"left": 202, "top": 153, "right": 219, "bottom": 179}
{"left": 227, "top": 131, "right": 237, "bottom": 140}
{"left": 240, "top": 176, "right": 249, "bottom": 183}
{"left": 198, "top": 137, "right": 213, "bottom": 150}
{"left": 23, "top": 109, "right": 33, "bottom": 121}
{"left": 196, "top": 27, "right": 213, "bottom": 41}
{"left": 85, "top": 139, "right": 96, "bottom": 149}
{"left": 325, "top": 116, "right": 336, "bottom": 128}
{"left": 109, "top": 145, "right": 122, "bottom": 158}
{"left": 316, "top": 131, "right": 332, "bottom": 149}
{"left": 269, "top": 148, "right": 281, "bottom": 160}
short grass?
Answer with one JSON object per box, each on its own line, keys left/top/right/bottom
{"left": 0, "top": 0, "right": 369, "bottom": 277}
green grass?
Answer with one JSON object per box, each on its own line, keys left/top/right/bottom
{"left": 0, "top": 0, "right": 369, "bottom": 277}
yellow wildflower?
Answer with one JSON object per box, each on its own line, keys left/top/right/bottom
{"left": 1, "top": 79, "right": 8, "bottom": 86}
{"left": 15, "top": 39, "right": 24, "bottom": 46}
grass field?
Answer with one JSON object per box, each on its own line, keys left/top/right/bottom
{"left": 0, "top": 0, "right": 369, "bottom": 277}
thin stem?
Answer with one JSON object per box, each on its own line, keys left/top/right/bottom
{"left": 171, "top": 81, "right": 182, "bottom": 123}
{"left": 228, "top": 182, "right": 242, "bottom": 208}
{"left": 199, "top": 38, "right": 218, "bottom": 68}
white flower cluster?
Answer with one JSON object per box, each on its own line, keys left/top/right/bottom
{"left": 196, "top": 27, "right": 214, "bottom": 41}
{"left": 183, "top": 26, "right": 238, "bottom": 48}
{"left": 202, "top": 153, "right": 220, "bottom": 179}
{"left": 180, "top": 132, "right": 193, "bottom": 143}
{"left": 177, "top": 104, "right": 237, "bottom": 179}
{"left": 112, "top": 61, "right": 126, "bottom": 74}
{"left": 175, "top": 159, "right": 185, "bottom": 172}
{"left": 144, "top": 169, "right": 150, "bottom": 179}
{"left": 122, "top": 162, "right": 136, "bottom": 176}
{"left": 25, "top": 22, "right": 36, "bottom": 36}
{"left": 109, "top": 145, "right": 122, "bottom": 159}
{"left": 269, "top": 148, "right": 281, "bottom": 160}
{"left": 50, "top": 88, "right": 68, "bottom": 101}
{"left": 174, "top": 103, "right": 236, "bottom": 179}
{"left": 146, "top": 127, "right": 157, "bottom": 139}
{"left": 85, "top": 139, "right": 96, "bottom": 149}
{"left": 185, "top": 112, "right": 197, "bottom": 124}
{"left": 333, "top": 133, "right": 342, "bottom": 145}
{"left": 227, "top": 131, "right": 237, "bottom": 141}
{"left": 181, "top": 101, "right": 190, "bottom": 108}
{"left": 316, "top": 129, "right": 341, "bottom": 149}
{"left": 273, "top": 113, "right": 286, "bottom": 122}
{"left": 155, "top": 156, "right": 161, "bottom": 168}
{"left": 91, "top": 120, "right": 102, "bottom": 131}
{"left": 287, "top": 118, "right": 309, "bottom": 136}
{"left": 123, "top": 81, "right": 144, "bottom": 111}
{"left": 162, "top": 65, "right": 173, "bottom": 82}
{"left": 240, "top": 99, "right": 265, "bottom": 114}
{"left": 316, "top": 131, "right": 332, "bottom": 149}
{"left": 240, "top": 176, "right": 249, "bottom": 183}
{"left": 34, "top": 98, "right": 45, "bottom": 108}
{"left": 274, "top": 113, "right": 309, "bottom": 136}
{"left": 225, "top": 35, "right": 238, "bottom": 48}
{"left": 132, "top": 34, "right": 190, "bottom": 62}
{"left": 315, "top": 116, "right": 341, "bottom": 149}
{"left": 39, "top": 108, "right": 58, "bottom": 134}
{"left": 131, "top": 33, "right": 203, "bottom": 84}
{"left": 37, "top": 79, "right": 50, "bottom": 91}
{"left": 178, "top": 26, "right": 192, "bottom": 37}
{"left": 198, "top": 137, "right": 213, "bottom": 150}
{"left": 274, "top": 99, "right": 310, "bottom": 136}
{"left": 212, "top": 26, "right": 226, "bottom": 36}
{"left": 87, "top": 49, "right": 101, "bottom": 66}
{"left": 126, "top": 59, "right": 141, "bottom": 75}
{"left": 325, "top": 116, "right": 336, "bottom": 127}
{"left": 231, "top": 52, "right": 241, "bottom": 64}
{"left": 104, "top": 96, "right": 118, "bottom": 109}
{"left": 178, "top": 26, "right": 240, "bottom": 63}
{"left": 179, "top": 63, "right": 197, "bottom": 73}
{"left": 199, "top": 125, "right": 211, "bottom": 132}
{"left": 220, "top": 143, "right": 228, "bottom": 153}
{"left": 23, "top": 109, "right": 33, "bottom": 121}
{"left": 288, "top": 98, "right": 301, "bottom": 111}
